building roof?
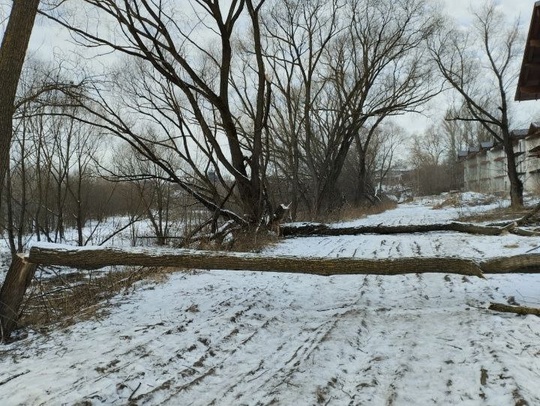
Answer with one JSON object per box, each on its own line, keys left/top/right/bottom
{"left": 511, "top": 129, "right": 529, "bottom": 139}
{"left": 528, "top": 122, "right": 540, "bottom": 136}
{"left": 516, "top": 1, "right": 540, "bottom": 101}
{"left": 480, "top": 141, "right": 494, "bottom": 149}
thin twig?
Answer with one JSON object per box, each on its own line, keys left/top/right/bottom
{"left": 0, "top": 370, "right": 30, "bottom": 386}
{"left": 128, "top": 382, "right": 142, "bottom": 401}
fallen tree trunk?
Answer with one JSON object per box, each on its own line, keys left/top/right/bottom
{"left": 281, "top": 221, "right": 517, "bottom": 237}
{"left": 26, "top": 243, "right": 540, "bottom": 277}
{"left": 488, "top": 302, "right": 540, "bottom": 316}
{"left": 27, "top": 243, "right": 485, "bottom": 278}
{"left": 0, "top": 242, "right": 536, "bottom": 342}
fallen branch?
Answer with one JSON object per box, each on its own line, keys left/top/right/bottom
{"left": 488, "top": 302, "right": 540, "bottom": 316}
{"left": 0, "top": 369, "right": 30, "bottom": 386}
{"left": 507, "top": 227, "right": 540, "bottom": 237}
{"left": 129, "top": 382, "right": 142, "bottom": 401}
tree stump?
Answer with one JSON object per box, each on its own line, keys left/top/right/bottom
{"left": 0, "top": 254, "right": 37, "bottom": 342}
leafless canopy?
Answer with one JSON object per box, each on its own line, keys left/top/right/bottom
{"left": 429, "top": 1, "right": 524, "bottom": 207}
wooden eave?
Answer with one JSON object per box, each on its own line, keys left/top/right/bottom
{"left": 516, "top": 2, "right": 540, "bottom": 101}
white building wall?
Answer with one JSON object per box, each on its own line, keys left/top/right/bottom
{"left": 462, "top": 135, "right": 540, "bottom": 196}
{"left": 522, "top": 135, "right": 540, "bottom": 193}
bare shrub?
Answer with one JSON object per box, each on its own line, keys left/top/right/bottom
{"left": 18, "top": 266, "right": 172, "bottom": 332}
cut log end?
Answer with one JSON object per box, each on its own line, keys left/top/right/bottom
{"left": 0, "top": 254, "right": 38, "bottom": 342}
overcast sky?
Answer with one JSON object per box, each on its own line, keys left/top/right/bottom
{"left": 21, "top": 0, "right": 540, "bottom": 134}
{"left": 392, "top": 0, "right": 539, "bottom": 134}
{"left": 446, "top": 0, "right": 533, "bottom": 24}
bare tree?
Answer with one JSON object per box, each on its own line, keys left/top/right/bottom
{"left": 429, "top": 1, "right": 524, "bottom": 207}
{"left": 441, "top": 105, "right": 493, "bottom": 161}
{"left": 337, "top": 122, "right": 404, "bottom": 205}
{"left": 262, "top": 0, "right": 343, "bottom": 218}
{"left": 45, "top": 0, "right": 273, "bottom": 227}
{"left": 371, "top": 123, "right": 404, "bottom": 197}
{"left": 264, "top": 0, "right": 441, "bottom": 216}
{"left": 114, "top": 142, "right": 180, "bottom": 246}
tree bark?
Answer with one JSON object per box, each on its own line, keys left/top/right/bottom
{"left": 27, "top": 243, "right": 485, "bottom": 278}
{"left": 479, "top": 254, "right": 540, "bottom": 274}
{"left": 27, "top": 243, "right": 540, "bottom": 277}
{"left": 0, "top": 0, "right": 40, "bottom": 189}
{"left": 0, "top": 0, "right": 40, "bottom": 343}
{"left": 0, "top": 255, "right": 37, "bottom": 342}
{"left": 504, "top": 139, "right": 524, "bottom": 209}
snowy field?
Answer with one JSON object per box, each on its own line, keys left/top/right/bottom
{"left": 1, "top": 195, "right": 540, "bottom": 405}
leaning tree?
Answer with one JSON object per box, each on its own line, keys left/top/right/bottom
{"left": 0, "top": 0, "right": 41, "bottom": 341}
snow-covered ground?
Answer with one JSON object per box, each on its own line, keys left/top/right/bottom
{"left": 1, "top": 196, "right": 540, "bottom": 405}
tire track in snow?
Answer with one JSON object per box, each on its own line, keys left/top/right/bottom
{"left": 287, "top": 273, "right": 538, "bottom": 406}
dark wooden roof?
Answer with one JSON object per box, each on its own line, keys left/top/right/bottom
{"left": 516, "top": 1, "right": 540, "bottom": 101}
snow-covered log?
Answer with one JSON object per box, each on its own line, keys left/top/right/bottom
{"left": 281, "top": 221, "right": 528, "bottom": 237}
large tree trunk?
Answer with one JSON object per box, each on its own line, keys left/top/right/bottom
{"left": 354, "top": 135, "right": 374, "bottom": 205}
{"left": 504, "top": 139, "right": 524, "bottom": 209}
{"left": 25, "top": 243, "right": 540, "bottom": 277}
{"left": 2, "top": 241, "right": 539, "bottom": 341}
{"left": 0, "top": 0, "right": 40, "bottom": 188}
{"left": 27, "top": 243, "right": 485, "bottom": 277}
{"left": 0, "top": 0, "right": 40, "bottom": 342}
{"left": 479, "top": 253, "right": 540, "bottom": 273}
{"left": 488, "top": 302, "right": 540, "bottom": 316}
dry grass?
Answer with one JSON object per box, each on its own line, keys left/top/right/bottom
{"left": 457, "top": 206, "right": 530, "bottom": 224}
{"left": 228, "top": 230, "right": 280, "bottom": 253}
{"left": 16, "top": 232, "right": 279, "bottom": 333}
{"left": 18, "top": 266, "right": 173, "bottom": 332}
{"left": 432, "top": 193, "right": 501, "bottom": 210}
{"left": 194, "top": 229, "right": 279, "bottom": 253}
{"left": 313, "top": 200, "right": 398, "bottom": 223}
{"left": 432, "top": 194, "right": 462, "bottom": 209}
